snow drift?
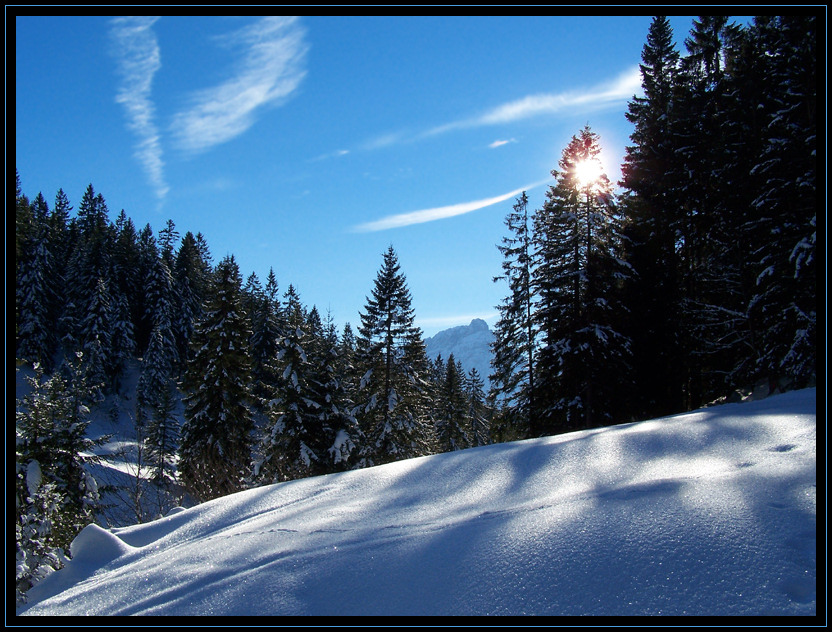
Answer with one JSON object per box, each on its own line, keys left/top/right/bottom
{"left": 18, "top": 389, "right": 816, "bottom": 617}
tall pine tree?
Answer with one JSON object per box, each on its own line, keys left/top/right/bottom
{"left": 354, "top": 247, "right": 434, "bottom": 466}
{"left": 619, "top": 15, "right": 685, "bottom": 419}
{"left": 490, "top": 191, "right": 537, "bottom": 437}
{"left": 179, "top": 256, "right": 254, "bottom": 502}
{"left": 533, "top": 126, "right": 631, "bottom": 434}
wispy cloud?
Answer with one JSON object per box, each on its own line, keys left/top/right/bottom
{"left": 325, "top": 67, "right": 642, "bottom": 160}
{"left": 171, "top": 16, "right": 308, "bottom": 154}
{"left": 109, "top": 16, "right": 168, "bottom": 201}
{"left": 489, "top": 138, "right": 516, "bottom": 149}
{"left": 425, "top": 66, "right": 642, "bottom": 138}
{"left": 309, "top": 148, "right": 350, "bottom": 162}
{"left": 352, "top": 180, "right": 548, "bottom": 233}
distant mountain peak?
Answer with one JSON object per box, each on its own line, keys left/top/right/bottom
{"left": 469, "top": 318, "right": 489, "bottom": 331}
{"left": 424, "top": 318, "right": 494, "bottom": 383}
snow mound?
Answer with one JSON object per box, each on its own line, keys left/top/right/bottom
{"left": 18, "top": 389, "right": 816, "bottom": 617}
{"left": 110, "top": 505, "right": 195, "bottom": 548}
{"left": 22, "top": 524, "right": 139, "bottom": 608}
{"left": 69, "top": 523, "right": 135, "bottom": 567}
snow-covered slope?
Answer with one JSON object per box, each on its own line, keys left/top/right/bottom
{"left": 424, "top": 317, "right": 494, "bottom": 383}
{"left": 18, "top": 389, "right": 817, "bottom": 617}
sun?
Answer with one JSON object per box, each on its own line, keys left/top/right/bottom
{"left": 573, "top": 159, "right": 604, "bottom": 190}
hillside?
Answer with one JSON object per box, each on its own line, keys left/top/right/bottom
{"left": 17, "top": 388, "right": 817, "bottom": 618}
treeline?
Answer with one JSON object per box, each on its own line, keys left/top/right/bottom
{"left": 14, "top": 177, "right": 489, "bottom": 601}
{"left": 490, "top": 15, "right": 816, "bottom": 440}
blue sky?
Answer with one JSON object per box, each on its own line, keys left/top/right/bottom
{"left": 15, "top": 14, "right": 712, "bottom": 337}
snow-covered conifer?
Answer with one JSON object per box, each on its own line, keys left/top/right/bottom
{"left": 533, "top": 126, "right": 632, "bottom": 434}
{"left": 179, "top": 256, "right": 254, "bottom": 502}
{"left": 354, "top": 247, "right": 434, "bottom": 466}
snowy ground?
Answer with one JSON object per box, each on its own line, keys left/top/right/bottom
{"left": 17, "top": 389, "right": 817, "bottom": 618}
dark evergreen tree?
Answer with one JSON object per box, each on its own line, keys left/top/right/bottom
{"left": 318, "top": 314, "right": 359, "bottom": 471}
{"left": 338, "top": 322, "right": 358, "bottom": 393}
{"left": 75, "top": 184, "right": 109, "bottom": 238}
{"left": 16, "top": 354, "right": 103, "bottom": 558}
{"left": 133, "top": 224, "right": 159, "bottom": 355}
{"left": 14, "top": 171, "right": 34, "bottom": 288}
{"left": 142, "top": 254, "right": 179, "bottom": 375}
{"left": 745, "top": 15, "right": 817, "bottom": 390}
{"left": 78, "top": 276, "right": 111, "bottom": 400}
{"left": 490, "top": 191, "right": 537, "bottom": 436}
{"left": 172, "top": 231, "right": 211, "bottom": 371}
{"left": 466, "top": 368, "right": 490, "bottom": 447}
{"left": 671, "top": 15, "right": 746, "bottom": 406}
{"left": 16, "top": 213, "right": 60, "bottom": 369}
{"left": 243, "top": 272, "right": 264, "bottom": 318}
{"left": 427, "top": 353, "right": 447, "bottom": 428}
{"left": 47, "top": 189, "right": 74, "bottom": 348}
{"left": 617, "top": 15, "right": 816, "bottom": 410}
{"left": 137, "top": 320, "right": 175, "bottom": 415}
{"left": 49, "top": 189, "right": 74, "bottom": 268}
{"left": 619, "top": 15, "right": 685, "bottom": 419}
{"left": 258, "top": 288, "right": 322, "bottom": 482}
{"left": 354, "top": 247, "right": 434, "bottom": 466}
{"left": 111, "top": 210, "right": 142, "bottom": 349}
{"left": 158, "top": 218, "right": 180, "bottom": 268}
{"left": 249, "top": 268, "right": 282, "bottom": 408}
{"left": 489, "top": 302, "right": 530, "bottom": 442}
{"left": 179, "top": 256, "right": 254, "bottom": 502}
{"left": 533, "top": 126, "right": 631, "bottom": 434}
{"left": 436, "top": 354, "right": 469, "bottom": 452}
{"left": 145, "top": 384, "right": 179, "bottom": 487}
{"left": 62, "top": 185, "right": 113, "bottom": 357}
{"left": 106, "top": 287, "right": 136, "bottom": 393}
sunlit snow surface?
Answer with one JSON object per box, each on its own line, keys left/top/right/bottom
{"left": 19, "top": 389, "right": 816, "bottom": 617}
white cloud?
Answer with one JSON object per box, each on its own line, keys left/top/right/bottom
{"left": 425, "top": 66, "right": 642, "bottom": 137}
{"left": 309, "top": 148, "right": 350, "bottom": 162}
{"left": 109, "top": 16, "right": 168, "bottom": 201}
{"left": 352, "top": 180, "right": 548, "bottom": 232}
{"left": 337, "top": 66, "right": 642, "bottom": 158}
{"left": 171, "top": 16, "right": 308, "bottom": 154}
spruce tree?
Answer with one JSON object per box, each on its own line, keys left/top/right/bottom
{"left": 62, "top": 186, "right": 113, "bottom": 352}
{"left": 248, "top": 268, "right": 282, "bottom": 408}
{"left": 172, "top": 231, "right": 211, "bottom": 371}
{"left": 354, "top": 247, "right": 433, "bottom": 466}
{"left": 145, "top": 384, "right": 179, "bottom": 488}
{"left": 319, "top": 315, "right": 359, "bottom": 471}
{"left": 619, "top": 15, "right": 685, "bottom": 419}
{"left": 106, "top": 287, "right": 136, "bottom": 393}
{"left": 466, "top": 368, "right": 490, "bottom": 448}
{"left": 533, "top": 126, "right": 631, "bottom": 434}
{"left": 16, "top": 216, "right": 60, "bottom": 369}
{"left": 258, "top": 287, "right": 321, "bottom": 482}
{"left": 16, "top": 354, "right": 103, "bottom": 565}
{"left": 179, "top": 256, "right": 254, "bottom": 502}
{"left": 745, "top": 15, "right": 817, "bottom": 390}
{"left": 142, "top": 255, "right": 179, "bottom": 379}
{"left": 158, "top": 219, "right": 180, "bottom": 268}
{"left": 490, "top": 191, "right": 537, "bottom": 436}
{"left": 672, "top": 15, "right": 746, "bottom": 406}
{"left": 437, "top": 354, "right": 469, "bottom": 452}
{"left": 78, "top": 276, "right": 112, "bottom": 400}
